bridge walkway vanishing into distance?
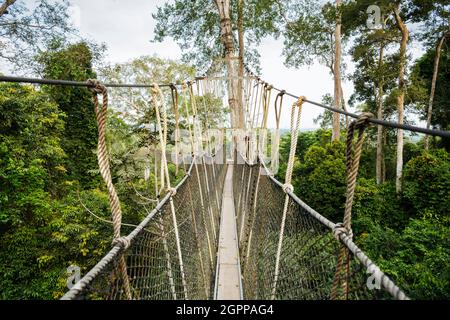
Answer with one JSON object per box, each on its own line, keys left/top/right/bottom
{"left": 4, "top": 69, "right": 449, "bottom": 300}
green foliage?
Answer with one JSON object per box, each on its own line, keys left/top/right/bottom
{"left": 282, "top": 1, "right": 336, "bottom": 72}
{"left": 0, "top": 83, "right": 66, "bottom": 226}
{"left": 38, "top": 42, "right": 99, "bottom": 188}
{"left": 353, "top": 179, "right": 406, "bottom": 232}
{"left": 0, "top": 50, "right": 192, "bottom": 300}
{"left": 0, "top": 186, "right": 112, "bottom": 299}
{"left": 0, "top": 81, "right": 113, "bottom": 299}
{"left": 403, "top": 149, "right": 450, "bottom": 216}
{"left": 99, "top": 56, "right": 196, "bottom": 124}
{"left": 1, "top": 0, "right": 449, "bottom": 301}
{"left": 277, "top": 129, "right": 332, "bottom": 179}
{"left": 287, "top": 139, "right": 347, "bottom": 222}
{"left": 360, "top": 214, "right": 450, "bottom": 300}
{"left": 153, "top": 0, "right": 223, "bottom": 71}
{"left": 353, "top": 149, "right": 450, "bottom": 300}
{"left": 313, "top": 94, "right": 347, "bottom": 130}
{"left": 277, "top": 126, "right": 449, "bottom": 299}
{"left": 152, "top": 0, "right": 286, "bottom": 71}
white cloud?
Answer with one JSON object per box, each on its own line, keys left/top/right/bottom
{"left": 67, "top": 5, "right": 82, "bottom": 29}
{"left": 71, "top": 0, "right": 182, "bottom": 64}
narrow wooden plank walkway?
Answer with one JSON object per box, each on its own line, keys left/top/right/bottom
{"left": 214, "top": 164, "right": 243, "bottom": 300}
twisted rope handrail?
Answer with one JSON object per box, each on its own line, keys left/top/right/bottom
{"left": 4, "top": 71, "right": 412, "bottom": 301}
{"left": 331, "top": 112, "right": 373, "bottom": 300}
{"left": 151, "top": 83, "right": 188, "bottom": 299}
{"left": 271, "top": 95, "right": 305, "bottom": 299}
{"left": 2, "top": 74, "right": 449, "bottom": 137}
{"left": 86, "top": 79, "right": 132, "bottom": 299}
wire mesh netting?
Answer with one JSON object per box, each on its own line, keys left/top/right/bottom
{"left": 61, "top": 153, "right": 227, "bottom": 300}
{"left": 62, "top": 146, "right": 406, "bottom": 301}
{"left": 233, "top": 152, "right": 397, "bottom": 300}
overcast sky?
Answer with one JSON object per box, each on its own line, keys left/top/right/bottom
{"left": 7, "top": 0, "right": 427, "bottom": 129}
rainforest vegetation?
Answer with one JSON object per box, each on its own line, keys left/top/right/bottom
{"left": 0, "top": 0, "right": 449, "bottom": 300}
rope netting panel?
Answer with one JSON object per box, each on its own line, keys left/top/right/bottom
{"left": 61, "top": 154, "right": 226, "bottom": 300}
{"left": 234, "top": 152, "right": 407, "bottom": 300}
{"left": 234, "top": 157, "right": 259, "bottom": 247}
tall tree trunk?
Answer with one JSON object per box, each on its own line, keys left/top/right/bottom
{"left": 329, "top": 64, "right": 348, "bottom": 129}
{"left": 214, "top": 0, "right": 244, "bottom": 129}
{"left": 393, "top": 4, "right": 409, "bottom": 193}
{"left": 376, "top": 43, "right": 385, "bottom": 184}
{"left": 424, "top": 33, "right": 446, "bottom": 150}
{"left": 332, "top": 0, "right": 342, "bottom": 141}
{"left": 340, "top": 83, "right": 348, "bottom": 130}
{"left": 237, "top": 0, "right": 245, "bottom": 128}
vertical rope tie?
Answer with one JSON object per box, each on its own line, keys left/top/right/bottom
{"left": 272, "top": 90, "right": 285, "bottom": 173}
{"left": 189, "top": 81, "right": 218, "bottom": 250}
{"left": 283, "top": 96, "right": 306, "bottom": 191}
{"left": 170, "top": 83, "right": 180, "bottom": 175}
{"left": 182, "top": 82, "right": 195, "bottom": 155}
{"left": 86, "top": 79, "right": 132, "bottom": 300}
{"left": 262, "top": 84, "right": 272, "bottom": 129}
{"left": 198, "top": 80, "right": 221, "bottom": 215}
{"left": 255, "top": 82, "right": 267, "bottom": 130}
{"left": 251, "top": 81, "right": 261, "bottom": 129}
{"left": 188, "top": 82, "right": 201, "bottom": 155}
{"left": 331, "top": 112, "right": 373, "bottom": 300}
{"left": 151, "top": 83, "right": 188, "bottom": 299}
{"left": 244, "top": 77, "right": 254, "bottom": 126}
{"left": 259, "top": 84, "right": 272, "bottom": 160}
{"left": 271, "top": 96, "right": 306, "bottom": 300}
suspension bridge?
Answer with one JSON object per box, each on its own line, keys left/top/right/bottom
{"left": 1, "top": 68, "right": 448, "bottom": 301}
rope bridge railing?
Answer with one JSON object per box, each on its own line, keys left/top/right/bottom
{"left": 231, "top": 67, "right": 412, "bottom": 300}
{"left": 1, "top": 70, "right": 416, "bottom": 300}
{"left": 62, "top": 153, "right": 227, "bottom": 300}
{"left": 0, "top": 71, "right": 232, "bottom": 300}
{"left": 233, "top": 151, "right": 408, "bottom": 300}
{"left": 58, "top": 75, "right": 228, "bottom": 300}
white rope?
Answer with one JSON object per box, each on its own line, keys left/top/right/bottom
{"left": 271, "top": 96, "right": 305, "bottom": 299}
{"left": 271, "top": 91, "right": 285, "bottom": 173}
{"left": 170, "top": 84, "right": 180, "bottom": 175}
{"left": 236, "top": 162, "right": 246, "bottom": 226}
{"left": 197, "top": 82, "right": 221, "bottom": 216}
{"left": 185, "top": 81, "right": 214, "bottom": 266}
{"left": 181, "top": 82, "right": 195, "bottom": 155}
{"left": 198, "top": 80, "right": 222, "bottom": 216}
{"left": 157, "top": 209, "right": 177, "bottom": 300}
{"left": 189, "top": 81, "right": 218, "bottom": 246}
{"left": 151, "top": 83, "right": 188, "bottom": 299}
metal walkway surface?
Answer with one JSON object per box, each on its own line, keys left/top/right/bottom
{"left": 214, "top": 164, "right": 243, "bottom": 300}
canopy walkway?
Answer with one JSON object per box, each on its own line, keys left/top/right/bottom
{"left": 2, "top": 69, "right": 448, "bottom": 301}
{"left": 58, "top": 149, "right": 406, "bottom": 300}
